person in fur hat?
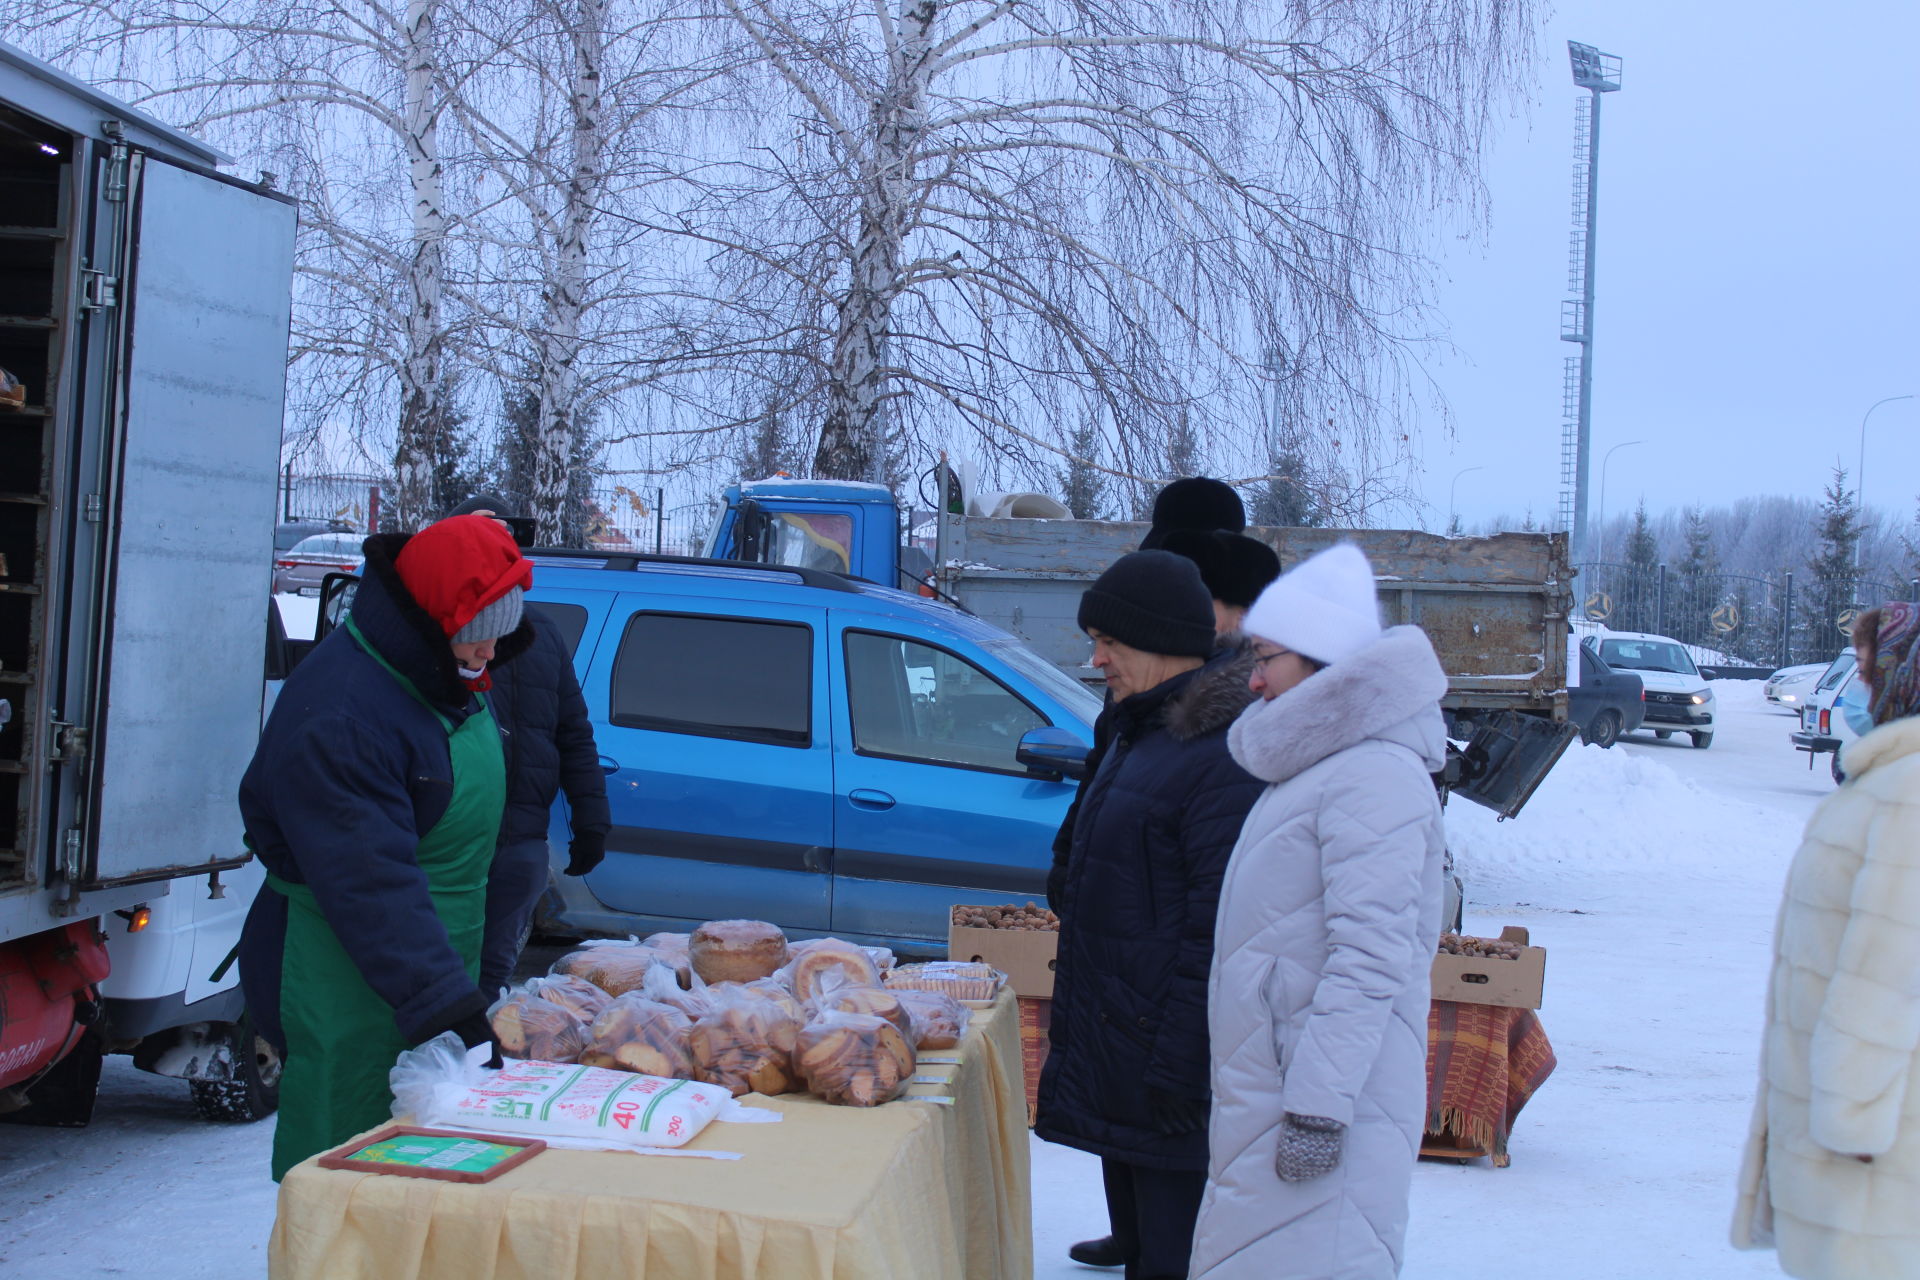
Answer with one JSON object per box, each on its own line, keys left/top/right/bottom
{"left": 237, "top": 514, "right": 535, "bottom": 1180}
{"left": 1036, "top": 550, "right": 1266, "bottom": 1280}
{"left": 1188, "top": 542, "right": 1449, "bottom": 1280}
{"left": 1732, "top": 601, "right": 1920, "bottom": 1279}
{"left": 1137, "top": 475, "right": 1247, "bottom": 550}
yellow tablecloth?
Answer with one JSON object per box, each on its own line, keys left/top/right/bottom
{"left": 270, "top": 990, "right": 1032, "bottom": 1280}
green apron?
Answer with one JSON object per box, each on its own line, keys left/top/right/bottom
{"left": 268, "top": 617, "right": 505, "bottom": 1181}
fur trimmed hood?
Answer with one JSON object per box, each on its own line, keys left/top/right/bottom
{"left": 1125, "top": 641, "right": 1260, "bottom": 744}
{"left": 1228, "top": 625, "right": 1447, "bottom": 784}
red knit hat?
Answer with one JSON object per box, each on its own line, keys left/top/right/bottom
{"left": 394, "top": 515, "right": 534, "bottom": 639}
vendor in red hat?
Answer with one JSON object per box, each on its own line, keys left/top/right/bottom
{"left": 237, "top": 514, "right": 535, "bottom": 1180}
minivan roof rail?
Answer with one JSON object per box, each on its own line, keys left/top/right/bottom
{"left": 525, "top": 547, "right": 866, "bottom": 594}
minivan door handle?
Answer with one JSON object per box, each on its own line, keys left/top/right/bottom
{"left": 847, "top": 789, "right": 896, "bottom": 811}
{"left": 598, "top": 755, "right": 621, "bottom": 775}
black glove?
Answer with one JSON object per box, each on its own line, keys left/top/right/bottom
{"left": 1274, "top": 1112, "right": 1345, "bottom": 1182}
{"left": 449, "top": 1011, "right": 504, "bottom": 1069}
{"left": 565, "top": 830, "right": 606, "bottom": 877}
{"left": 1147, "top": 1087, "right": 1209, "bottom": 1136}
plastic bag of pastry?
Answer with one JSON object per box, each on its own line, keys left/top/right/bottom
{"left": 789, "top": 937, "right": 895, "bottom": 974}
{"left": 796, "top": 1009, "right": 917, "bottom": 1107}
{"left": 690, "top": 919, "right": 791, "bottom": 985}
{"left": 891, "top": 988, "right": 971, "bottom": 1050}
{"left": 581, "top": 993, "right": 697, "bottom": 1079}
{"left": 738, "top": 976, "right": 806, "bottom": 1022}
{"left": 687, "top": 981, "right": 802, "bottom": 1098}
{"left": 807, "top": 968, "right": 913, "bottom": 1039}
{"left": 549, "top": 942, "right": 668, "bottom": 996}
{"left": 393, "top": 1033, "right": 766, "bottom": 1152}
{"left": 522, "top": 974, "right": 614, "bottom": 1024}
{"left": 780, "top": 937, "right": 882, "bottom": 1000}
{"left": 882, "top": 960, "right": 1006, "bottom": 1002}
{"left": 641, "top": 958, "right": 714, "bottom": 1022}
{"left": 487, "top": 988, "right": 589, "bottom": 1063}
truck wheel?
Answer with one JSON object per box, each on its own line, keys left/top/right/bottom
{"left": 189, "top": 1018, "right": 282, "bottom": 1122}
{"left": 1690, "top": 732, "right": 1713, "bottom": 749}
{"left": 1653, "top": 730, "right": 1672, "bottom": 741}
{"left": 1582, "top": 710, "right": 1621, "bottom": 749}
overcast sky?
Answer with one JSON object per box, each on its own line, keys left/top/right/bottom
{"left": 1408, "top": 0, "right": 1919, "bottom": 535}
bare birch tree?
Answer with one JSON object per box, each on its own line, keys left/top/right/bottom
{"left": 651, "top": 0, "right": 1536, "bottom": 494}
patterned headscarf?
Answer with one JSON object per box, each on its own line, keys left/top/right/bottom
{"left": 1858, "top": 602, "right": 1920, "bottom": 726}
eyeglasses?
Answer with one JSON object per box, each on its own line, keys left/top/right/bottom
{"left": 1250, "top": 647, "right": 1296, "bottom": 671}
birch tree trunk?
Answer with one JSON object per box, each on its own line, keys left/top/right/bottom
{"left": 391, "top": 0, "right": 449, "bottom": 529}
{"left": 812, "top": 0, "right": 934, "bottom": 480}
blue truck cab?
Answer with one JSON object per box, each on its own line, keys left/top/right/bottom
{"left": 704, "top": 479, "right": 924, "bottom": 589}
{"left": 526, "top": 551, "right": 1098, "bottom": 954}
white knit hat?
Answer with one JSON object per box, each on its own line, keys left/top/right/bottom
{"left": 1243, "top": 543, "right": 1381, "bottom": 666}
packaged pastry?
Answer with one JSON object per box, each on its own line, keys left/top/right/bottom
{"left": 891, "top": 988, "right": 971, "bottom": 1050}
{"left": 581, "top": 993, "right": 696, "bottom": 1079}
{"left": 549, "top": 942, "right": 672, "bottom": 996}
{"left": 809, "top": 970, "right": 913, "bottom": 1039}
{"left": 522, "top": 974, "right": 613, "bottom": 1024}
{"left": 782, "top": 937, "right": 882, "bottom": 1000}
{"left": 687, "top": 982, "right": 802, "bottom": 1098}
{"left": 790, "top": 937, "right": 896, "bottom": 973}
{"left": 796, "top": 1010, "right": 917, "bottom": 1107}
{"left": 883, "top": 960, "right": 1005, "bottom": 1002}
{"left": 641, "top": 959, "right": 714, "bottom": 1022}
{"left": 691, "top": 919, "right": 790, "bottom": 985}
{"left": 487, "top": 988, "right": 589, "bottom": 1063}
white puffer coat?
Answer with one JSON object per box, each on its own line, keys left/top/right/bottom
{"left": 1731, "top": 714, "right": 1920, "bottom": 1279}
{"left": 1188, "top": 626, "right": 1448, "bottom": 1280}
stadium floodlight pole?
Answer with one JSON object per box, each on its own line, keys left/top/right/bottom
{"left": 1562, "top": 41, "right": 1622, "bottom": 565}
{"left": 1856, "top": 394, "right": 1915, "bottom": 567}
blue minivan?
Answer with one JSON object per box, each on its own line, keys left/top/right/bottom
{"left": 514, "top": 552, "right": 1099, "bottom": 955}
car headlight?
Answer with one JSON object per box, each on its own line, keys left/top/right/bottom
{"left": 1690, "top": 692, "right": 1711, "bottom": 705}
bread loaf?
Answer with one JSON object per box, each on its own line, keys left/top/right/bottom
{"left": 580, "top": 994, "right": 696, "bottom": 1079}
{"left": 691, "top": 919, "right": 791, "bottom": 985}
{"left": 786, "top": 938, "right": 881, "bottom": 1000}
{"left": 550, "top": 944, "right": 670, "bottom": 996}
{"left": 796, "top": 1011, "right": 917, "bottom": 1107}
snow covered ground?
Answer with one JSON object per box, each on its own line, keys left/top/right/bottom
{"left": 0, "top": 682, "right": 1824, "bottom": 1278}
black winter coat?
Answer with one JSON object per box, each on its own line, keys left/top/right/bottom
{"left": 237, "top": 533, "right": 534, "bottom": 1051}
{"left": 485, "top": 610, "right": 610, "bottom": 845}
{"left": 1034, "top": 648, "right": 1263, "bottom": 1170}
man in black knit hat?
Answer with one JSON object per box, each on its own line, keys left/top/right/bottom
{"left": 1035, "top": 551, "right": 1265, "bottom": 1280}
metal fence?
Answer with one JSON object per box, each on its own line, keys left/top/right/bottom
{"left": 1573, "top": 562, "right": 1920, "bottom": 672}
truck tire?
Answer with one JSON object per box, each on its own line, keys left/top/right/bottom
{"left": 1653, "top": 730, "right": 1672, "bottom": 741}
{"left": 189, "top": 1017, "right": 282, "bottom": 1122}
{"left": 1582, "top": 710, "right": 1622, "bottom": 749}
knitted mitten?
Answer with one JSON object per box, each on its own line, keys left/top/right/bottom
{"left": 1274, "top": 1112, "right": 1345, "bottom": 1182}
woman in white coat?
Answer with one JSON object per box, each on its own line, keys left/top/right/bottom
{"left": 1188, "top": 543, "right": 1449, "bottom": 1280}
{"left": 1733, "top": 601, "right": 1920, "bottom": 1279}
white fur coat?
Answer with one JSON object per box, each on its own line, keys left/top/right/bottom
{"left": 1732, "top": 714, "right": 1920, "bottom": 1279}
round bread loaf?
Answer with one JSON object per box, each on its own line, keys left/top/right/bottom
{"left": 691, "top": 919, "right": 790, "bottom": 985}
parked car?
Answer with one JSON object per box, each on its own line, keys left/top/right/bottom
{"left": 273, "top": 517, "right": 355, "bottom": 553}
{"left": 1594, "top": 630, "right": 1716, "bottom": 748}
{"left": 1791, "top": 651, "right": 1859, "bottom": 783}
{"left": 272, "top": 532, "right": 365, "bottom": 594}
{"left": 1764, "top": 662, "right": 1826, "bottom": 710}
{"left": 495, "top": 552, "right": 1101, "bottom": 955}
{"left": 1566, "top": 637, "right": 1645, "bottom": 748}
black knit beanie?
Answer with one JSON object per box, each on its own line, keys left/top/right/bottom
{"left": 1138, "top": 476, "right": 1246, "bottom": 551}
{"left": 1077, "top": 551, "right": 1216, "bottom": 658}
{"left": 1158, "top": 528, "right": 1281, "bottom": 608}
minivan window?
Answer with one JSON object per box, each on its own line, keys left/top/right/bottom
{"left": 527, "top": 601, "right": 588, "bottom": 656}
{"left": 845, "top": 631, "right": 1046, "bottom": 772}
{"left": 612, "top": 613, "right": 811, "bottom": 746}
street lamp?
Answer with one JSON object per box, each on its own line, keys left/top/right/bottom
{"left": 1447, "top": 466, "right": 1484, "bottom": 533}
{"left": 1857, "top": 394, "right": 1915, "bottom": 567}
{"left": 1595, "top": 439, "right": 1643, "bottom": 562}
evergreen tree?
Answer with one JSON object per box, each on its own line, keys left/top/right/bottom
{"left": 1622, "top": 500, "right": 1660, "bottom": 633}
{"left": 1802, "top": 465, "right": 1863, "bottom": 660}
{"left": 738, "top": 401, "right": 799, "bottom": 482}
{"left": 1163, "top": 409, "right": 1202, "bottom": 482}
{"left": 1056, "top": 418, "right": 1110, "bottom": 521}
{"left": 1248, "top": 442, "right": 1318, "bottom": 528}
{"left": 1676, "top": 505, "right": 1720, "bottom": 647}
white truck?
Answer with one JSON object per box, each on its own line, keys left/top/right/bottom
{"left": 0, "top": 41, "right": 295, "bottom": 1124}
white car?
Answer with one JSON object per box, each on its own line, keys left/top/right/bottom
{"left": 1763, "top": 662, "right": 1826, "bottom": 710}
{"left": 1791, "top": 651, "right": 1859, "bottom": 783}
{"left": 1594, "top": 631, "right": 1716, "bottom": 748}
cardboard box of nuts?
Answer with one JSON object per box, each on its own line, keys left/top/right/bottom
{"left": 1430, "top": 926, "right": 1546, "bottom": 1009}
{"left": 948, "top": 903, "right": 1058, "bottom": 999}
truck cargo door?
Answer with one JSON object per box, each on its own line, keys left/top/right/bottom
{"left": 81, "top": 155, "right": 295, "bottom": 887}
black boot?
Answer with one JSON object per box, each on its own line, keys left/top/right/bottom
{"left": 1068, "top": 1234, "right": 1124, "bottom": 1267}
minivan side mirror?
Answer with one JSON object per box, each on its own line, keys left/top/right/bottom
{"left": 1016, "top": 726, "right": 1090, "bottom": 781}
